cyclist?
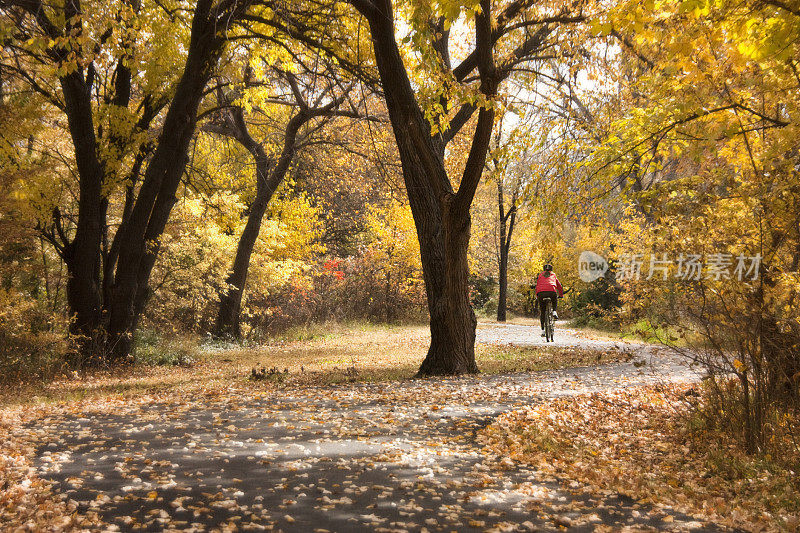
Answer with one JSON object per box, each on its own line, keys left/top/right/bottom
{"left": 535, "top": 264, "right": 564, "bottom": 336}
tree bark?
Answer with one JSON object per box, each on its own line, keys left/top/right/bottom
{"left": 416, "top": 200, "right": 479, "bottom": 375}
{"left": 354, "top": 0, "right": 497, "bottom": 375}
{"left": 211, "top": 70, "right": 350, "bottom": 338}
{"left": 215, "top": 153, "right": 273, "bottom": 338}
{"left": 496, "top": 183, "right": 516, "bottom": 322}
{"left": 59, "top": 69, "right": 105, "bottom": 358}
{"left": 497, "top": 244, "right": 508, "bottom": 322}
{"left": 497, "top": 181, "right": 508, "bottom": 322}
{"left": 212, "top": 106, "right": 313, "bottom": 337}
{"left": 10, "top": 0, "right": 257, "bottom": 364}
{"left": 105, "top": 0, "right": 231, "bottom": 360}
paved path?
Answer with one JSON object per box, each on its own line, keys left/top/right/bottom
{"left": 477, "top": 321, "right": 650, "bottom": 352}
{"left": 29, "top": 324, "right": 717, "bottom": 532}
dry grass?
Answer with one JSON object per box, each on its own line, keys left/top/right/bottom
{"left": 1, "top": 322, "right": 628, "bottom": 408}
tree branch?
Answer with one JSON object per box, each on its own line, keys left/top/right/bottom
{"left": 453, "top": 0, "right": 496, "bottom": 219}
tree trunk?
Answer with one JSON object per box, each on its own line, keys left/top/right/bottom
{"left": 356, "top": 0, "right": 496, "bottom": 376}
{"left": 212, "top": 103, "right": 311, "bottom": 337}
{"left": 497, "top": 242, "right": 508, "bottom": 322}
{"left": 60, "top": 70, "right": 105, "bottom": 360}
{"left": 416, "top": 200, "right": 479, "bottom": 375}
{"left": 106, "top": 2, "right": 226, "bottom": 361}
{"left": 496, "top": 183, "right": 516, "bottom": 323}
{"left": 12, "top": 0, "right": 255, "bottom": 364}
{"left": 497, "top": 180, "right": 508, "bottom": 322}
{"left": 216, "top": 156, "right": 272, "bottom": 337}
{"left": 370, "top": 38, "right": 479, "bottom": 375}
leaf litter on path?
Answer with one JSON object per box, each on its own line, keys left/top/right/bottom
{"left": 2, "top": 331, "right": 728, "bottom": 532}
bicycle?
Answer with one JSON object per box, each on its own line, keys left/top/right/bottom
{"left": 540, "top": 295, "right": 557, "bottom": 342}
{"left": 539, "top": 288, "right": 569, "bottom": 342}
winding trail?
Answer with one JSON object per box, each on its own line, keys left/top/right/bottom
{"left": 28, "top": 323, "right": 718, "bottom": 532}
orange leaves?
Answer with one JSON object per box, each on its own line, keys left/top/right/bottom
{"left": 480, "top": 385, "right": 800, "bottom": 531}
{"left": 0, "top": 428, "right": 102, "bottom": 530}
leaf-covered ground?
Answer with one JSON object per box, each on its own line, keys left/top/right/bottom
{"left": 479, "top": 386, "right": 800, "bottom": 532}
{"left": 1, "top": 321, "right": 632, "bottom": 408}
{"left": 0, "top": 407, "right": 103, "bottom": 530}
{"left": 1, "top": 322, "right": 740, "bottom": 532}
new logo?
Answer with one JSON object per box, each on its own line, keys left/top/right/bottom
{"left": 578, "top": 251, "right": 608, "bottom": 282}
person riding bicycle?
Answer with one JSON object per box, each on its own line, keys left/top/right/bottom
{"left": 535, "top": 264, "right": 563, "bottom": 335}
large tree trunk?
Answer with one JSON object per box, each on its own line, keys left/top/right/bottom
{"left": 357, "top": 0, "right": 496, "bottom": 376}
{"left": 416, "top": 199, "right": 478, "bottom": 375}
{"left": 368, "top": 23, "right": 479, "bottom": 375}
{"left": 59, "top": 69, "right": 105, "bottom": 360}
{"left": 12, "top": 0, "right": 255, "bottom": 364}
{"left": 105, "top": 1, "right": 227, "bottom": 361}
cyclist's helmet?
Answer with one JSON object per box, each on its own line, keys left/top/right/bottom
{"left": 543, "top": 264, "right": 553, "bottom": 272}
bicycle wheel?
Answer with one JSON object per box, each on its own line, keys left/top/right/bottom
{"left": 544, "top": 299, "right": 554, "bottom": 342}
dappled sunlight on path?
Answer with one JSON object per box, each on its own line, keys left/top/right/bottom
{"left": 14, "top": 330, "right": 722, "bottom": 532}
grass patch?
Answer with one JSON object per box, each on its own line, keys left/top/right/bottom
{"left": 133, "top": 330, "right": 197, "bottom": 366}
{"left": 476, "top": 344, "right": 629, "bottom": 373}
{"left": 568, "top": 314, "right": 620, "bottom": 332}
{"left": 621, "top": 318, "right": 682, "bottom": 344}
{"left": 3, "top": 322, "right": 630, "bottom": 407}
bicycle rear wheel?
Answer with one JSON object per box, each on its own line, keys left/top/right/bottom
{"left": 544, "top": 299, "right": 554, "bottom": 342}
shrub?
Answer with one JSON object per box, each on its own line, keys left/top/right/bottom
{"left": 244, "top": 253, "right": 427, "bottom": 336}
{"left": 0, "top": 289, "right": 69, "bottom": 383}
{"left": 241, "top": 200, "right": 427, "bottom": 336}
{"left": 611, "top": 185, "right": 800, "bottom": 456}
{"left": 469, "top": 274, "right": 495, "bottom": 309}
{"left": 567, "top": 269, "right": 622, "bottom": 326}
{"left": 132, "top": 330, "right": 197, "bottom": 367}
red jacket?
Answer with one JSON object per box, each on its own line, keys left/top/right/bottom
{"left": 535, "top": 272, "right": 563, "bottom": 297}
